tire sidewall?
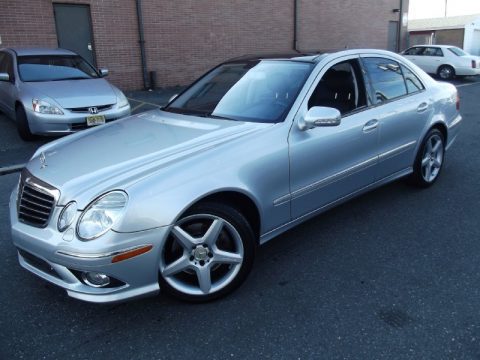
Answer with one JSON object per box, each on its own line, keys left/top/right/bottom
{"left": 158, "top": 202, "right": 256, "bottom": 302}
{"left": 16, "top": 105, "right": 34, "bottom": 141}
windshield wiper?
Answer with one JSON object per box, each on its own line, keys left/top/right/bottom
{"left": 207, "top": 114, "right": 237, "bottom": 121}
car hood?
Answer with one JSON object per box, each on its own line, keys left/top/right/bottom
{"left": 27, "top": 110, "right": 271, "bottom": 206}
{"left": 24, "top": 78, "right": 117, "bottom": 108}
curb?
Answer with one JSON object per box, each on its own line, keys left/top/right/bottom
{"left": 0, "top": 164, "right": 25, "bottom": 176}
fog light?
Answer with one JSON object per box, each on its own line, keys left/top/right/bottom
{"left": 81, "top": 272, "right": 110, "bottom": 287}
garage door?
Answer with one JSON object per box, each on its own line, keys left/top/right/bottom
{"left": 471, "top": 29, "right": 480, "bottom": 55}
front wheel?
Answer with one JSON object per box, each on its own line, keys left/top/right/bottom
{"left": 158, "top": 202, "right": 255, "bottom": 302}
{"left": 408, "top": 128, "right": 445, "bottom": 188}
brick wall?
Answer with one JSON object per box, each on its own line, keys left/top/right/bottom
{"left": 0, "top": 0, "right": 409, "bottom": 90}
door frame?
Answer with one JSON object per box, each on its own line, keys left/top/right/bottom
{"left": 53, "top": 2, "right": 98, "bottom": 67}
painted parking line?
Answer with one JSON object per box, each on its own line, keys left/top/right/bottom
{"left": 127, "top": 97, "right": 163, "bottom": 108}
{"left": 456, "top": 82, "right": 480, "bottom": 88}
{"left": 0, "top": 163, "right": 25, "bottom": 176}
{"left": 131, "top": 102, "right": 147, "bottom": 112}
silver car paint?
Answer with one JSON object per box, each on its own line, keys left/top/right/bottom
{"left": 10, "top": 49, "right": 462, "bottom": 302}
{"left": 0, "top": 48, "right": 131, "bottom": 134}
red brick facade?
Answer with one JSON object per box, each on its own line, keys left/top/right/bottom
{"left": 0, "top": 0, "right": 409, "bottom": 90}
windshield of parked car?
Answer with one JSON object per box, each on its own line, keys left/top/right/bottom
{"left": 17, "top": 55, "right": 99, "bottom": 82}
{"left": 448, "top": 47, "right": 468, "bottom": 56}
{"left": 164, "top": 60, "right": 314, "bottom": 123}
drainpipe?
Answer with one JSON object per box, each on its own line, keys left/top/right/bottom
{"left": 135, "top": 0, "right": 149, "bottom": 90}
{"left": 396, "top": 0, "right": 404, "bottom": 52}
{"left": 293, "top": 0, "right": 299, "bottom": 52}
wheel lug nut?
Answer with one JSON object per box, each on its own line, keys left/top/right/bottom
{"left": 200, "top": 260, "right": 205, "bottom": 266}
{"left": 189, "top": 256, "right": 194, "bottom": 261}
{"left": 208, "top": 253, "right": 213, "bottom": 258}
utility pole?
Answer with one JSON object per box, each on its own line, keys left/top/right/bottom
{"left": 445, "top": 0, "right": 448, "bottom": 17}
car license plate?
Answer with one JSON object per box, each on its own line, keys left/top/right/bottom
{"left": 86, "top": 115, "right": 106, "bottom": 126}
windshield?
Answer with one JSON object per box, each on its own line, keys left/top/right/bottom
{"left": 18, "top": 55, "right": 100, "bottom": 82}
{"left": 164, "top": 60, "right": 314, "bottom": 123}
{"left": 448, "top": 47, "right": 468, "bottom": 56}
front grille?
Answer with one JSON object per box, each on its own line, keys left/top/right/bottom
{"left": 67, "top": 104, "right": 114, "bottom": 113}
{"left": 17, "top": 170, "right": 58, "bottom": 228}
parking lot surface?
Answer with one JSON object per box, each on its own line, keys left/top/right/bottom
{"left": 1, "top": 79, "right": 480, "bottom": 359}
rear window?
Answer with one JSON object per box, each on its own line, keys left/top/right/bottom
{"left": 18, "top": 55, "right": 99, "bottom": 82}
{"left": 448, "top": 47, "right": 468, "bottom": 56}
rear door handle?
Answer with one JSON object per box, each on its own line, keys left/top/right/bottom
{"left": 417, "top": 102, "right": 429, "bottom": 112}
{"left": 363, "top": 119, "right": 378, "bottom": 132}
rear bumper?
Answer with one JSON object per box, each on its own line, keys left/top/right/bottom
{"left": 25, "top": 105, "right": 131, "bottom": 135}
{"left": 455, "top": 67, "right": 480, "bottom": 76}
{"left": 10, "top": 187, "right": 169, "bottom": 303}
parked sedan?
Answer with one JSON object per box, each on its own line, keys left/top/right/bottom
{"left": 401, "top": 45, "right": 480, "bottom": 80}
{"left": 0, "top": 47, "right": 131, "bottom": 140}
{"left": 10, "top": 49, "right": 462, "bottom": 303}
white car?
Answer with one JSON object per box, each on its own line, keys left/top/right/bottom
{"left": 401, "top": 45, "right": 480, "bottom": 80}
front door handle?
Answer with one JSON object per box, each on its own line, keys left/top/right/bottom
{"left": 363, "top": 119, "right": 378, "bottom": 132}
{"left": 417, "top": 102, "right": 429, "bottom": 112}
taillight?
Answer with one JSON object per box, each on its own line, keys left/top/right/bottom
{"left": 456, "top": 92, "right": 460, "bottom": 111}
{"left": 472, "top": 60, "right": 476, "bottom": 69}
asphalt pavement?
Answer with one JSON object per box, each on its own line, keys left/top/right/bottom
{"left": 1, "top": 79, "right": 480, "bottom": 359}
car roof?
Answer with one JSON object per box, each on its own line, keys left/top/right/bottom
{"left": 5, "top": 47, "right": 77, "bottom": 56}
{"left": 410, "top": 44, "right": 456, "bottom": 49}
{"left": 225, "top": 52, "right": 329, "bottom": 64}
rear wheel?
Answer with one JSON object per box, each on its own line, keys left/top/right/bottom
{"left": 408, "top": 128, "right": 445, "bottom": 188}
{"left": 158, "top": 202, "right": 255, "bottom": 302}
{"left": 16, "top": 105, "right": 35, "bottom": 141}
{"left": 437, "top": 65, "right": 455, "bottom": 80}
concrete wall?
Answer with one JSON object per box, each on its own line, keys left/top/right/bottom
{"left": 0, "top": 0, "right": 409, "bottom": 90}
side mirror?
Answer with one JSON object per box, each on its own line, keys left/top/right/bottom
{"left": 168, "top": 94, "right": 178, "bottom": 103}
{"left": 99, "top": 68, "right": 109, "bottom": 77}
{"left": 299, "top": 106, "right": 341, "bottom": 131}
{"left": 0, "top": 73, "right": 10, "bottom": 82}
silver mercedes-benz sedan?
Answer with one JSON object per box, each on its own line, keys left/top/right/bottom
{"left": 10, "top": 49, "right": 462, "bottom": 303}
{"left": 0, "top": 47, "right": 131, "bottom": 140}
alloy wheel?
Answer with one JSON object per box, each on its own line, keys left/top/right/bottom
{"left": 160, "top": 214, "right": 244, "bottom": 296}
{"left": 421, "top": 134, "right": 444, "bottom": 183}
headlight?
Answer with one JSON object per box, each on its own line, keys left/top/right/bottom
{"left": 77, "top": 191, "right": 128, "bottom": 240}
{"left": 32, "top": 99, "right": 64, "bottom": 115}
{"left": 117, "top": 92, "right": 129, "bottom": 108}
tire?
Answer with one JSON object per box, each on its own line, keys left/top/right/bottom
{"left": 16, "top": 105, "right": 35, "bottom": 141}
{"left": 408, "top": 128, "right": 445, "bottom": 188}
{"left": 437, "top": 65, "right": 455, "bottom": 80}
{"left": 158, "top": 201, "right": 256, "bottom": 302}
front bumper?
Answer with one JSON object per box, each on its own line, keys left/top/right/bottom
{"left": 10, "top": 187, "right": 169, "bottom": 303}
{"left": 25, "top": 105, "right": 131, "bottom": 135}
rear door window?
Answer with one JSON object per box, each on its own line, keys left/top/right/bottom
{"left": 362, "top": 57, "right": 407, "bottom": 104}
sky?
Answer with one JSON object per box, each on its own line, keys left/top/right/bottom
{"left": 409, "top": 0, "right": 480, "bottom": 20}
